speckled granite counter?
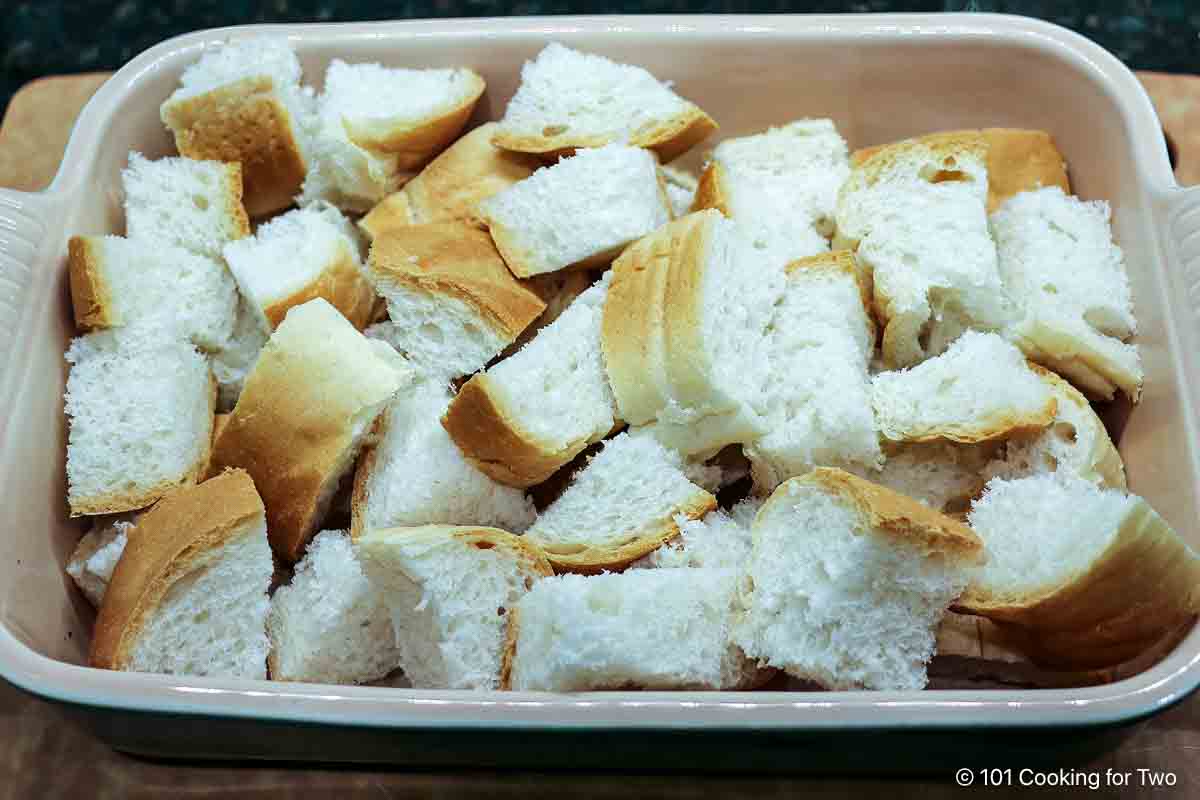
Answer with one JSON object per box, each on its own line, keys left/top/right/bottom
{"left": 3, "top": 1, "right": 1199, "bottom": 114}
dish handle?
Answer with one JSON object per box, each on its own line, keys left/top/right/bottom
{"left": 1160, "top": 184, "right": 1200, "bottom": 334}
{"left": 0, "top": 188, "right": 55, "bottom": 379}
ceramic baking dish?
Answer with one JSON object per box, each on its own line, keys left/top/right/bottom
{"left": 0, "top": 13, "right": 1198, "bottom": 769}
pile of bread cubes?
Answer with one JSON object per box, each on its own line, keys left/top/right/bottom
{"left": 63, "top": 39, "right": 1200, "bottom": 693}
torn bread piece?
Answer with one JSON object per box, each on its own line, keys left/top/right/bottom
{"left": 872, "top": 331, "right": 1056, "bottom": 444}
{"left": 733, "top": 468, "right": 983, "bottom": 690}
{"left": 358, "top": 123, "right": 541, "bottom": 238}
{"left": 362, "top": 222, "right": 546, "bottom": 380}
{"left": 693, "top": 118, "right": 848, "bottom": 257}
{"left": 298, "top": 60, "right": 484, "bottom": 212}
{"left": 442, "top": 274, "right": 617, "bottom": 488}
{"left": 660, "top": 164, "right": 698, "bottom": 218}
{"left": 351, "top": 381, "right": 536, "bottom": 539}
{"left": 632, "top": 495, "right": 762, "bottom": 570}
{"left": 223, "top": 203, "right": 376, "bottom": 332}
{"left": 160, "top": 38, "right": 314, "bottom": 217}
{"left": 991, "top": 186, "right": 1142, "bottom": 401}
{"left": 67, "top": 234, "right": 237, "bottom": 351}
{"left": 478, "top": 143, "right": 671, "bottom": 278}
{"left": 121, "top": 153, "right": 250, "bottom": 259}
{"left": 525, "top": 431, "right": 717, "bottom": 572}
{"left": 493, "top": 42, "right": 716, "bottom": 163}
{"left": 90, "top": 469, "right": 272, "bottom": 678}
{"left": 871, "top": 440, "right": 1000, "bottom": 516}
{"left": 745, "top": 251, "right": 880, "bottom": 493}
{"left": 959, "top": 473, "right": 1200, "bottom": 669}
{"left": 210, "top": 296, "right": 270, "bottom": 412}
{"left": 206, "top": 298, "right": 414, "bottom": 561}
{"left": 852, "top": 128, "right": 1069, "bottom": 213}
{"left": 66, "top": 514, "right": 136, "bottom": 607}
{"left": 266, "top": 530, "right": 400, "bottom": 684}
{"left": 836, "top": 132, "right": 1012, "bottom": 368}
{"left": 507, "top": 569, "right": 765, "bottom": 691}
{"left": 65, "top": 331, "right": 215, "bottom": 516}
{"left": 503, "top": 270, "right": 592, "bottom": 356}
{"left": 357, "top": 525, "right": 552, "bottom": 690}
{"left": 601, "top": 211, "right": 771, "bottom": 458}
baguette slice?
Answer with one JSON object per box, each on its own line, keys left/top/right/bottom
{"left": 745, "top": 251, "right": 880, "bottom": 493}
{"left": 90, "top": 469, "right": 273, "bottom": 678}
{"left": 351, "top": 381, "right": 536, "bottom": 538}
{"left": 442, "top": 275, "right": 617, "bottom": 488}
{"left": 363, "top": 222, "right": 546, "bottom": 380}
{"left": 733, "top": 468, "right": 983, "bottom": 690}
{"left": 872, "top": 331, "right": 1057, "bottom": 444}
{"left": 66, "top": 515, "right": 136, "bottom": 607}
{"left": 65, "top": 331, "right": 216, "bottom": 516}
{"left": 991, "top": 186, "right": 1142, "bottom": 401}
{"left": 601, "top": 211, "right": 770, "bottom": 458}
{"left": 525, "top": 431, "right": 717, "bottom": 572}
{"left": 693, "top": 118, "right": 848, "bottom": 256}
{"left": 836, "top": 132, "right": 1012, "bottom": 368}
{"left": 67, "top": 234, "right": 238, "bottom": 351}
{"left": 357, "top": 525, "right": 552, "bottom": 690}
{"left": 632, "top": 495, "right": 762, "bottom": 570}
{"left": 493, "top": 42, "right": 716, "bottom": 163}
{"left": 223, "top": 203, "right": 376, "bottom": 332}
{"left": 358, "top": 123, "right": 541, "bottom": 238}
{"left": 852, "top": 128, "right": 1069, "bottom": 213}
{"left": 266, "top": 530, "right": 400, "bottom": 684}
{"left": 959, "top": 474, "right": 1200, "bottom": 669}
{"left": 506, "top": 569, "right": 765, "bottom": 691}
{"left": 160, "top": 39, "right": 314, "bottom": 217}
{"left": 299, "top": 60, "right": 484, "bottom": 212}
{"left": 478, "top": 143, "right": 672, "bottom": 278}
{"left": 206, "top": 298, "right": 414, "bottom": 561}
{"left": 121, "top": 154, "right": 251, "bottom": 260}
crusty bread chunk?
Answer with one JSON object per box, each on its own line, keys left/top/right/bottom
{"left": 852, "top": 128, "right": 1070, "bottom": 213}
{"left": 223, "top": 203, "right": 376, "bottom": 332}
{"left": 299, "top": 60, "right": 484, "bottom": 212}
{"left": 90, "top": 470, "right": 273, "bottom": 678}
{"left": 507, "top": 569, "right": 762, "bottom": 691}
{"left": 358, "top": 123, "right": 541, "bottom": 238}
{"left": 351, "top": 381, "right": 536, "bottom": 538}
{"left": 206, "top": 299, "right": 414, "bottom": 561}
{"left": 960, "top": 474, "right": 1200, "bottom": 669}
{"left": 734, "top": 468, "right": 982, "bottom": 690}
{"left": 160, "top": 39, "right": 314, "bottom": 217}
{"left": 991, "top": 186, "right": 1142, "bottom": 401}
{"left": 266, "top": 530, "right": 400, "bottom": 684}
{"left": 871, "top": 440, "right": 998, "bottom": 516}
{"left": 837, "top": 132, "right": 1012, "bottom": 368}
{"left": 693, "top": 118, "right": 848, "bottom": 257}
{"left": 357, "top": 525, "right": 552, "bottom": 690}
{"left": 632, "top": 496, "right": 762, "bottom": 570}
{"left": 442, "top": 275, "right": 617, "bottom": 488}
{"left": 525, "top": 431, "right": 717, "bottom": 572}
{"left": 121, "top": 153, "right": 250, "bottom": 259}
{"left": 209, "top": 297, "right": 269, "bottom": 412}
{"left": 478, "top": 144, "right": 671, "bottom": 278}
{"left": 66, "top": 514, "right": 136, "bottom": 606}
{"left": 872, "top": 331, "right": 1056, "bottom": 444}
{"left": 67, "top": 234, "right": 237, "bottom": 351}
{"left": 985, "top": 365, "right": 1126, "bottom": 489}
{"left": 493, "top": 42, "right": 715, "bottom": 163}
{"left": 362, "top": 222, "right": 546, "bottom": 380}
{"left": 601, "top": 211, "right": 770, "bottom": 457}
{"left": 660, "top": 164, "right": 698, "bottom": 218}
{"left": 65, "top": 331, "right": 215, "bottom": 516}
{"left": 745, "top": 251, "right": 880, "bottom": 493}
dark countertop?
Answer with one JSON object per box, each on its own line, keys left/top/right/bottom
{"left": 3, "top": 1, "right": 1199, "bottom": 115}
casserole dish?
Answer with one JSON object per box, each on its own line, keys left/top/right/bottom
{"left": 0, "top": 13, "right": 1197, "bottom": 769}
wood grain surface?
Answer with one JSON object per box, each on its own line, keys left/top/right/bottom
{"left": 0, "top": 71, "right": 1197, "bottom": 798}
